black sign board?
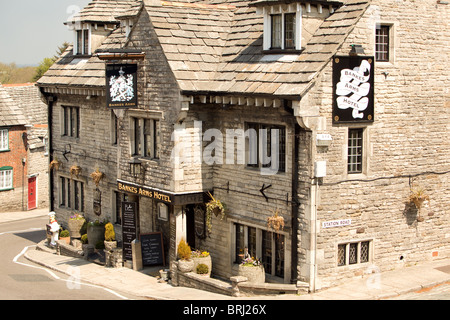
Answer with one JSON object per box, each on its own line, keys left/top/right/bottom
{"left": 106, "top": 64, "right": 138, "bottom": 109}
{"left": 140, "top": 233, "right": 165, "bottom": 266}
{"left": 122, "top": 201, "right": 137, "bottom": 261}
{"left": 332, "top": 56, "right": 374, "bottom": 123}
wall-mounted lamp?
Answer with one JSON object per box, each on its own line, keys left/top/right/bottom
{"left": 350, "top": 44, "right": 365, "bottom": 56}
{"left": 129, "top": 157, "right": 143, "bottom": 177}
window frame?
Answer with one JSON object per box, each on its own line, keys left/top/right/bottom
{"left": 263, "top": 7, "right": 302, "bottom": 52}
{"left": 0, "top": 128, "right": 9, "bottom": 152}
{"left": 375, "top": 24, "right": 390, "bottom": 62}
{"left": 245, "top": 122, "right": 286, "bottom": 173}
{"left": 337, "top": 240, "right": 372, "bottom": 267}
{"left": 59, "top": 176, "right": 84, "bottom": 212}
{"left": 0, "top": 166, "right": 13, "bottom": 191}
{"left": 131, "top": 116, "right": 160, "bottom": 160}
{"left": 75, "top": 27, "right": 90, "bottom": 55}
{"left": 61, "top": 106, "right": 80, "bottom": 138}
{"left": 347, "top": 128, "right": 364, "bottom": 174}
{"left": 233, "top": 222, "right": 287, "bottom": 279}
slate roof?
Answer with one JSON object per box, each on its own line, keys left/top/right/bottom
{"left": 67, "top": 0, "right": 139, "bottom": 25}
{"left": 0, "top": 84, "right": 27, "bottom": 127}
{"left": 38, "top": 0, "right": 370, "bottom": 99}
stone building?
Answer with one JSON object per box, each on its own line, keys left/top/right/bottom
{"left": 38, "top": 0, "right": 449, "bottom": 292}
{"left": 0, "top": 83, "right": 49, "bottom": 212}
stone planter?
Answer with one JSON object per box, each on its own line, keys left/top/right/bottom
{"left": 104, "top": 240, "right": 117, "bottom": 252}
{"left": 87, "top": 224, "right": 105, "bottom": 247}
{"left": 68, "top": 218, "right": 86, "bottom": 239}
{"left": 178, "top": 259, "right": 194, "bottom": 273}
{"left": 192, "top": 255, "right": 212, "bottom": 277}
{"left": 238, "top": 265, "right": 265, "bottom": 284}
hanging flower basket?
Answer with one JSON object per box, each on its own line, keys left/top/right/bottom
{"left": 90, "top": 168, "right": 104, "bottom": 187}
{"left": 205, "top": 192, "right": 226, "bottom": 235}
{"left": 267, "top": 209, "right": 285, "bottom": 232}
{"left": 70, "top": 165, "right": 82, "bottom": 178}
{"left": 409, "top": 187, "right": 430, "bottom": 222}
{"left": 49, "top": 158, "right": 62, "bottom": 171}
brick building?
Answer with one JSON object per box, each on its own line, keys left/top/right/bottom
{"left": 38, "top": 0, "right": 449, "bottom": 291}
{"left": 0, "top": 83, "right": 49, "bottom": 212}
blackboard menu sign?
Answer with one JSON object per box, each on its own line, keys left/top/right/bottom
{"left": 140, "top": 232, "right": 165, "bottom": 266}
{"left": 122, "top": 202, "right": 137, "bottom": 261}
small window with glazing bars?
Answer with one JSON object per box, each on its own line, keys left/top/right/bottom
{"left": 375, "top": 25, "right": 390, "bottom": 62}
{"left": 348, "top": 128, "right": 363, "bottom": 174}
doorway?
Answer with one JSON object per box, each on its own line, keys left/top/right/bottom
{"left": 28, "top": 176, "right": 37, "bottom": 210}
{"left": 185, "top": 205, "right": 196, "bottom": 249}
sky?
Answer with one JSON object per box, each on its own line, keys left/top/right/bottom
{"left": 0, "top": 0, "right": 92, "bottom": 66}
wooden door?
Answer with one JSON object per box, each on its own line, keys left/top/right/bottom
{"left": 28, "top": 177, "right": 37, "bottom": 210}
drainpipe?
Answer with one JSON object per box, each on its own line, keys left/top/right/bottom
{"left": 291, "top": 119, "right": 300, "bottom": 284}
{"left": 40, "top": 89, "right": 56, "bottom": 211}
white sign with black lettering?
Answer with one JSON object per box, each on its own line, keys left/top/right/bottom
{"left": 322, "top": 219, "right": 352, "bottom": 229}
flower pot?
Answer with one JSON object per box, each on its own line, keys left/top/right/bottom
{"left": 192, "top": 255, "right": 212, "bottom": 277}
{"left": 238, "top": 265, "right": 265, "bottom": 284}
{"left": 87, "top": 224, "right": 105, "bottom": 247}
{"left": 178, "top": 259, "right": 194, "bottom": 273}
{"left": 68, "top": 218, "right": 86, "bottom": 239}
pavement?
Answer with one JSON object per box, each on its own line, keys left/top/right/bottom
{"left": 2, "top": 208, "right": 450, "bottom": 300}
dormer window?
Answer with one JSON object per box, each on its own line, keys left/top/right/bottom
{"left": 270, "top": 12, "right": 296, "bottom": 49}
{"left": 263, "top": 6, "right": 301, "bottom": 51}
{"left": 75, "top": 27, "right": 90, "bottom": 55}
{"left": 253, "top": 0, "right": 342, "bottom": 53}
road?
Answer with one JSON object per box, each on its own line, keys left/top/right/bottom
{"left": 0, "top": 215, "right": 144, "bottom": 300}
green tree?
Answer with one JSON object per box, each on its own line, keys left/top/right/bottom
{"left": 32, "top": 42, "right": 70, "bottom": 82}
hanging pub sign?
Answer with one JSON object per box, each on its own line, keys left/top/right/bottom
{"left": 106, "top": 64, "right": 138, "bottom": 109}
{"left": 332, "top": 56, "right": 374, "bottom": 123}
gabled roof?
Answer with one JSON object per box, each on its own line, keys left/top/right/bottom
{"left": 66, "top": 0, "right": 139, "bottom": 25}
{"left": 39, "top": 0, "right": 370, "bottom": 99}
{"left": 0, "top": 84, "right": 27, "bottom": 127}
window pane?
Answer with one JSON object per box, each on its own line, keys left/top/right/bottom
{"left": 376, "top": 26, "right": 389, "bottom": 61}
{"left": 83, "top": 30, "right": 89, "bottom": 54}
{"left": 77, "top": 31, "right": 83, "bottom": 55}
{"left": 235, "top": 224, "right": 245, "bottom": 263}
{"left": 247, "top": 227, "right": 257, "bottom": 259}
{"left": 348, "top": 129, "right": 363, "bottom": 173}
{"left": 360, "top": 241, "right": 370, "bottom": 263}
{"left": 246, "top": 123, "right": 259, "bottom": 167}
{"left": 275, "top": 234, "right": 285, "bottom": 278}
{"left": 285, "top": 13, "right": 296, "bottom": 49}
{"left": 338, "top": 244, "right": 346, "bottom": 266}
{"left": 60, "top": 177, "right": 66, "bottom": 206}
{"left": 271, "top": 15, "right": 282, "bottom": 48}
{"left": 262, "top": 230, "right": 272, "bottom": 274}
{"left": 0, "top": 129, "right": 8, "bottom": 150}
{"left": 349, "top": 243, "right": 358, "bottom": 264}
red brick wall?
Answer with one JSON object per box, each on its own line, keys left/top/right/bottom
{"left": 0, "top": 125, "right": 28, "bottom": 211}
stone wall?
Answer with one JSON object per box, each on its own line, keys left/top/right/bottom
{"left": 300, "top": 0, "right": 450, "bottom": 289}
{"left": 51, "top": 94, "right": 119, "bottom": 233}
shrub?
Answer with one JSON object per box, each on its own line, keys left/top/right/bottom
{"left": 196, "top": 263, "right": 209, "bottom": 275}
{"left": 177, "top": 238, "right": 191, "bottom": 260}
{"left": 60, "top": 229, "right": 69, "bottom": 238}
{"left": 105, "top": 222, "right": 115, "bottom": 241}
{"left": 95, "top": 240, "right": 105, "bottom": 250}
{"left": 81, "top": 234, "right": 88, "bottom": 244}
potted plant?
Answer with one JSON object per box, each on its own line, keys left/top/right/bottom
{"left": 267, "top": 209, "right": 285, "bottom": 232}
{"left": 49, "top": 158, "right": 62, "bottom": 171}
{"left": 59, "top": 229, "right": 70, "bottom": 244}
{"left": 104, "top": 222, "right": 117, "bottom": 251}
{"left": 205, "top": 192, "right": 226, "bottom": 235}
{"left": 177, "top": 238, "right": 194, "bottom": 273}
{"left": 238, "top": 257, "right": 265, "bottom": 284}
{"left": 191, "top": 250, "right": 212, "bottom": 277}
{"left": 70, "top": 165, "right": 82, "bottom": 178}
{"left": 90, "top": 168, "right": 104, "bottom": 187}
{"left": 409, "top": 187, "right": 430, "bottom": 222}
{"left": 87, "top": 220, "right": 105, "bottom": 247}
{"left": 68, "top": 213, "right": 86, "bottom": 239}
